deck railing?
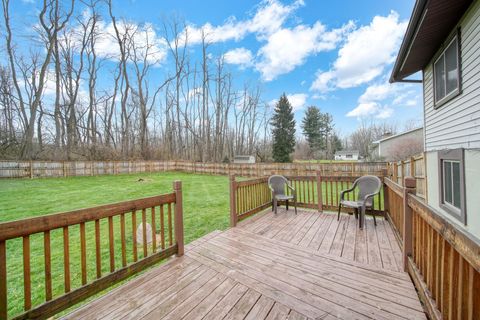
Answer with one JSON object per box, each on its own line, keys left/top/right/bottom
{"left": 387, "top": 153, "right": 427, "bottom": 199}
{"left": 229, "top": 172, "right": 385, "bottom": 226}
{"left": 384, "top": 176, "right": 480, "bottom": 320}
{"left": 0, "top": 181, "right": 184, "bottom": 320}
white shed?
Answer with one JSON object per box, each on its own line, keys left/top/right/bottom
{"left": 334, "top": 150, "right": 359, "bottom": 161}
{"left": 233, "top": 155, "right": 256, "bottom": 164}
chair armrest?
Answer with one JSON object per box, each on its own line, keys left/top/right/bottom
{"left": 362, "top": 191, "right": 380, "bottom": 209}
{"left": 340, "top": 180, "right": 358, "bottom": 201}
{"left": 340, "top": 187, "right": 355, "bottom": 201}
{"left": 287, "top": 183, "right": 296, "bottom": 196}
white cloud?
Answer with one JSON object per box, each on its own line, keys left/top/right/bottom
{"left": 346, "top": 80, "right": 421, "bottom": 120}
{"left": 224, "top": 48, "right": 253, "bottom": 68}
{"left": 269, "top": 93, "right": 308, "bottom": 112}
{"left": 358, "top": 83, "right": 396, "bottom": 103}
{"left": 256, "top": 21, "right": 354, "bottom": 81}
{"left": 183, "top": 0, "right": 304, "bottom": 45}
{"left": 311, "top": 11, "right": 407, "bottom": 92}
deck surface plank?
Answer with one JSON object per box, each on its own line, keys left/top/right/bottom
{"left": 64, "top": 209, "right": 426, "bottom": 320}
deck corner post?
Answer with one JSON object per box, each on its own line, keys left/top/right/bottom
{"left": 316, "top": 171, "right": 323, "bottom": 212}
{"left": 0, "top": 241, "right": 7, "bottom": 320}
{"left": 229, "top": 175, "right": 238, "bottom": 227}
{"left": 402, "top": 176, "right": 416, "bottom": 271}
{"left": 173, "top": 180, "right": 184, "bottom": 256}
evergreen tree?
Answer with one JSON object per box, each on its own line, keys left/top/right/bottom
{"left": 271, "top": 94, "right": 296, "bottom": 162}
{"left": 301, "top": 106, "right": 323, "bottom": 154}
{"left": 331, "top": 133, "right": 343, "bottom": 154}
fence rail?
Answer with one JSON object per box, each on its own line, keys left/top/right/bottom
{"left": 0, "top": 160, "right": 387, "bottom": 179}
{"left": 0, "top": 181, "right": 184, "bottom": 320}
{"left": 383, "top": 176, "right": 480, "bottom": 320}
{"left": 229, "top": 172, "right": 385, "bottom": 226}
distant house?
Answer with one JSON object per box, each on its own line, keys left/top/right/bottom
{"left": 371, "top": 127, "right": 424, "bottom": 161}
{"left": 334, "top": 150, "right": 359, "bottom": 161}
{"left": 233, "top": 155, "right": 255, "bottom": 164}
{"left": 391, "top": 0, "right": 480, "bottom": 238}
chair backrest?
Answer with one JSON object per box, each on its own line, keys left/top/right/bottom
{"left": 355, "top": 175, "right": 382, "bottom": 201}
{"left": 268, "top": 175, "right": 288, "bottom": 196}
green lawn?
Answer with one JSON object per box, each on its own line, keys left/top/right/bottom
{"left": 0, "top": 172, "right": 230, "bottom": 318}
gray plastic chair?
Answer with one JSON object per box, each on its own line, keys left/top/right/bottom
{"left": 268, "top": 175, "right": 297, "bottom": 215}
{"left": 337, "top": 175, "right": 382, "bottom": 229}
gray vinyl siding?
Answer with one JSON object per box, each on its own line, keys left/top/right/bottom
{"left": 423, "top": 0, "right": 480, "bottom": 151}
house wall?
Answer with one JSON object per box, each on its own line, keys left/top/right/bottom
{"left": 378, "top": 129, "right": 423, "bottom": 161}
{"left": 423, "top": 0, "right": 480, "bottom": 151}
{"left": 426, "top": 150, "right": 480, "bottom": 239}
{"left": 423, "top": 0, "right": 480, "bottom": 239}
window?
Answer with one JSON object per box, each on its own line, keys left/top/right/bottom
{"left": 346, "top": 154, "right": 353, "bottom": 159}
{"left": 438, "top": 149, "right": 466, "bottom": 224}
{"left": 434, "top": 34, "right": 460, "bottom": 105}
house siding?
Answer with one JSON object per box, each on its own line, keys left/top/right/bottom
{"left": 426, "top": 149, "right": 480, "bottom": 239}
{"left": 423, "top": 0, "right": 480, "bottom": 151}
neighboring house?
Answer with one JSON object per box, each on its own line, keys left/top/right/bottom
{"left": 371, "top": 127, "right": 424, "bottom": 161}
{"left": 233, "top": 155, "right": 256, "bottom": 164}
{"left": 391, "top": 0, "right": 480, "bottom": 238}
{"left": 334, "top": 150, "right": 359, "bottom": 161}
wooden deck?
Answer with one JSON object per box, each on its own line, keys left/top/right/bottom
{"left": 64, "top": 209, "right": 425, "bottom": 320}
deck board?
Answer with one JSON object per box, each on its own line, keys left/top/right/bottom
{"left": 64, "top": 209, "right": 426, "bottom": 320}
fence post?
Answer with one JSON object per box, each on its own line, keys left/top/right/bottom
{"left": 29, "top": 161, "right": 33, "bottom": 179}
{"left": 402, "top": 176, "right": 416, "bottom": 271}
{"left": 229, "top": 175, "right": 238, "bottom": 227}
{"left": 174, "top": 181, "right": 184, "bottom": 256}
{"left": 316, "top": 171, "right": 323, "bottom": 212}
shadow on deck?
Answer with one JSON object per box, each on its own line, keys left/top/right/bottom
{"left": 64, "top": 209, "right": 425, "bottom": 320}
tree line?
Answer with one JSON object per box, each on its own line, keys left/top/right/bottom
{"left": 2, "top": 0, "right": 392, "bottom": 163}
{"left": 0, "top": 0, "right": 269, "bottom": 161}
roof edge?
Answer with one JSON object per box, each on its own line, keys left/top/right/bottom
{"left": 390, "top": 0, "right": 428, "bottom": 83}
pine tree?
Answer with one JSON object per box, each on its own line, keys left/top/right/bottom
{"left": 271, "top": 94, "right": 296, "bottom": 162}
{"left": 301, "top": 106, "right": 323, "bottom": 155}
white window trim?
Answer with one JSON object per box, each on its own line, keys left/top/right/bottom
{"left": 433, "top": 34, "right": 461, "bottom": 106}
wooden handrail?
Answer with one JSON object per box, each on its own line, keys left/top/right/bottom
{"left": 230, "top": 173, "right": 386, "bottom": 225}
{"left": 0, "top": 182, "right": 183, "bottom": 320}
{"left": 408, "top": 194, "right": 480, "bottom": 273}
{"left": 383, "top": 175, "right": 480, "bottom": 319}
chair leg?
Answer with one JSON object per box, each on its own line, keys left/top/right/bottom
{"left": 271, "top": 200, "right": 274, "bottom": 212}
{"left": 359, "top": 207, "right": 365, "bottom": 229}
{"left": 274, "top": 198, "right": 277, "bottom": 214}
{"left": 372, "top": 211, "right": 377, "bottom": 226}
{"left": 337, "top": 204, "right": 342, "bottom": 221}
{"left": 294, "top": 198, "right": 297, "bottom": 215}
{"left": 286, "top": 200, "right": 289, "bottom": 211}
{"left": 354, "top": 208, "right": 358, "bottom": 219}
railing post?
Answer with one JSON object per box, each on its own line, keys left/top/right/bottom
{"left": 316, "top": 171, "right": 323, "bottom": 212}
{"left": 174, "top": 181, "right": 184, "bottom": 256}
{"left": 382, "top": 169, "right": 389, "bottom": 217}
{"left": 229, "top": 175, "right": 238, "bottom": 227}
{"left": 402, "top": 176, "right": 416, "bottom": 271}
{"left": 0, "top": 241, "right": 6, "bottom": 319}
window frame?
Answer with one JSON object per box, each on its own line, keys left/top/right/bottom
{"left": 433, "top": 29, "right": 462, "bottom": 109}
{"left": 438, "top": 149, "right": 466, "bottom": 224}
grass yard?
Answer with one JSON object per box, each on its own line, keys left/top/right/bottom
{"left": 0, "top": 172, "right": 230, "bottom": 317}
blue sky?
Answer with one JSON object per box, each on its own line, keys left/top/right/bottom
{"left": 14, "top": 0, "right": 423, "bottom": 136}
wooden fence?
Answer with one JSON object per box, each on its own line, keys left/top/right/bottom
{"left": 229, "top": 172, "right": 385, "bottom": 226}
{"left": 387, "top": 153, "right": 427, "bottom": 199}
{"left": 0, "top": 160, "right": 387, "bottom": 179}
{"left": 0, "top": 181, "right": 184, "bottom": 320}
{"left": 384, "top": 176, "right": 480, "bottom": 320}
